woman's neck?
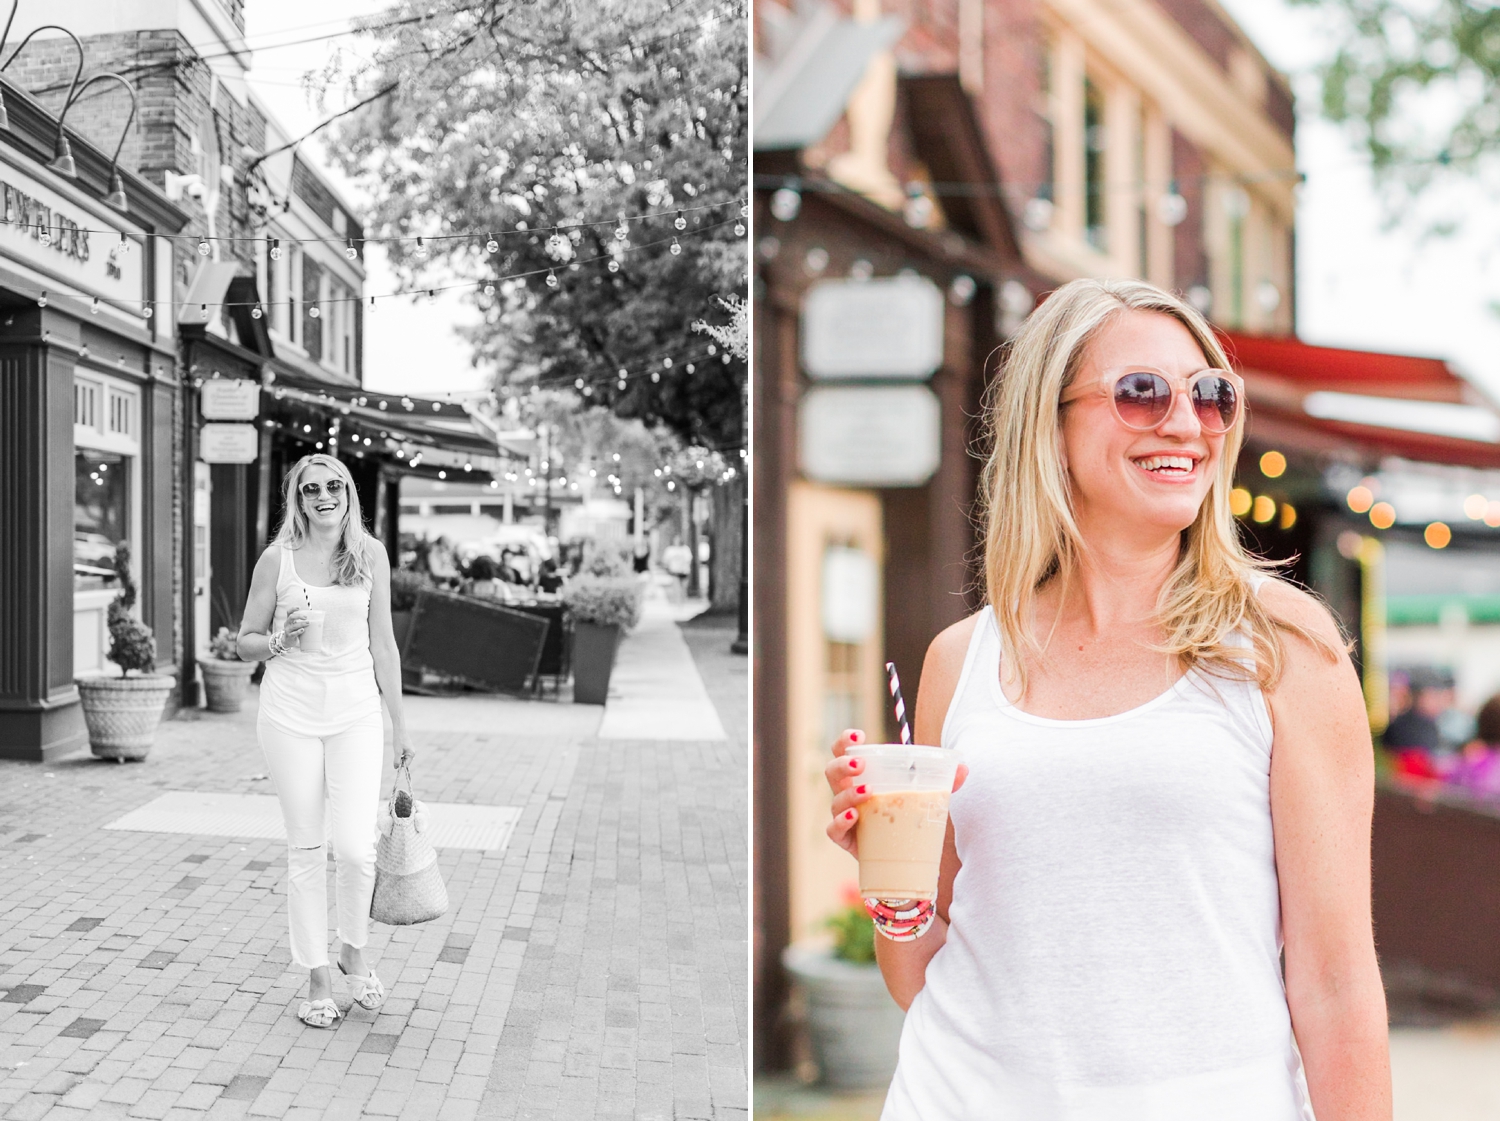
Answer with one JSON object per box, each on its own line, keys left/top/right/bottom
{"left": 303, "top": 524, "right": 341, "bottom": 554}
{"left": 1040, "top": 529, "right": 1182, "bottom": 639}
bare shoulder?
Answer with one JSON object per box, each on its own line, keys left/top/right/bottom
{"left": 362, "top": 535, "right": 391, "bottom": 573}
{"left": 925, "top": 610, "right": 984, "bottom": 674}
{"left": 252, "top": 544, "right": 282, "bottom": 579}
{"left": 912, "top": 609, "right": 986, "bottom": 742}
{"left": 1257, "top": 577, "right": 1347, "bottom": 658}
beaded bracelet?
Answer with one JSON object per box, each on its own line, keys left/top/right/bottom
{"left": 268, "top": 630, "right": 288, "bottom": 658}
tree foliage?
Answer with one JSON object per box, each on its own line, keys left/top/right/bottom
{"left": 1294, "top": 0, "right": 1500, "bottom": 193}
{"left": 324, "top": 0, "right": 748, "bottom": 450}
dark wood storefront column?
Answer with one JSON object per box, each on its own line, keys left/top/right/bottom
{"left": 209, "top": 463, "right": 256, "bottom": 636}
{"left": 142, "top": 371, "right": 178, "bottom": 699}
{"left": 0, "top": 328, "right": 86, "bottom": 760}
{"left": 753, "top": 272, "right": 798, "bottom": 1070}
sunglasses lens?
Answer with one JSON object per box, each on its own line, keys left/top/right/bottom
{"left": 1191, "top": 375, "right": 1239, "bottom": 432}
{"left": 1112, "top": 372, "right": 1172, "bottom": 430}
{"left": 326, "top": 480, "right": 344, "bottom": 495}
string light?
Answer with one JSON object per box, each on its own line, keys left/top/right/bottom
{"left": 674, "top": 210, "right": 686, "bottom": 230}
{"left": 669, "top": 237, "right": 681, "bottom": 255}
{"left": 23, "top": 215, "right": 738, "bottom": 317}
{"left": 36, "top": 290, "right": 46, "bottom": 308}
{"left": 345, "top": 239, "right": 358, "bottom": 260}
{"left": 90, "top": 298, "right": 99, "bottom": 315}
{"left": 486, "top": 233, "right": 499, "bottom": 253}
{"left": 269, "top": 238, "right": 282, "bottom": 261}
{"left": 198, "top": 239, "right": 210, "bottom": 256}
{"left": 251, "top": 307, "right": 263, "bottom": 319}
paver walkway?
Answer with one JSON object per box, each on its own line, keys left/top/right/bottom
{"left": 0, "top": 609, "right": 747, "bottom": 1121}
{"left": 598, "top": 598, "right": 726, "bottom": 742}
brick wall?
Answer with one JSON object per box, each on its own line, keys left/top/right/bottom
{"left": 1172, "top": 128, "right": 1210, "bottom": 292}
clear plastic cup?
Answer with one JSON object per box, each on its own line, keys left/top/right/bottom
{"left": 298, "top": 609, "right": 327, "bottom": 655}
{"left": 847, "top": 744, "right": 960, "bottom": 941}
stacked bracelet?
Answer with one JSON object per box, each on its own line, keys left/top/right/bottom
{"left": 268, "top": 630, "right": 288, "bottom": 658}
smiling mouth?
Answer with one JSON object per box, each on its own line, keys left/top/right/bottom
{"left": 1131, "top": 454, "right": 1199, "bottom": 477}
{"left": 314, "top": 503, "right": 338, "bottom": 514}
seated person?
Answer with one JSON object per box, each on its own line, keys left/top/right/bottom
{"left": 1384, "top": 666, "right": 1454, "bottom": 751}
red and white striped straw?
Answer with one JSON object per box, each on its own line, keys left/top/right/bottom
{"left": 885, "top": 662, "right": 913, "bottom": 745}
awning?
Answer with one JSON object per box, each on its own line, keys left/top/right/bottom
{"left": 184, "top": 328, "right": 526, "bottom": 470}
{"left": 753, "top": 6, "right": 904, "bottom": 150}
{"left": 1219, "top": 330, "right": 1500, "bottom": 470}
{"left": 265, "top": 369, "right": 528, "bottom": 466}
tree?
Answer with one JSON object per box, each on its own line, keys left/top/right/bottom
{"left": 324, "top": 0, "right": 749, "bottom": 452}
{"left": 1293, "top": 0, "right": 1500, "bottom": 199}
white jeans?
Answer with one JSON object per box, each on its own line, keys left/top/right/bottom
{"left": 258, "top": 713, "right": 384, "bottom": 970}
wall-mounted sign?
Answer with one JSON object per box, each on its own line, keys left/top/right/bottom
{"left": 199, "top": 379, "right": 260, "bottom": 420}
{"left": 801, "top": 275, "right": 945, "bottom": 380}
{"left": 199, "top": 423, "right": 259, "bottom": 464}
{"left": 0, "top": 156, "right": 145, "bottom": 305}
{"left": 798, "top": 385, "right": 941, "bottom": 487}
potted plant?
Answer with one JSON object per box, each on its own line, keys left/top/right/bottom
{"left": 198, "top": 626, "right": 257, "bottom": 713}
{"left": 781, "top": 888, "right": 906, "bottom": 1090}
{"left": 75, "top": 542, "right": 175, "bottom": 762}
{"left": 561, "top": 574, "right": 642, "bottom": 704}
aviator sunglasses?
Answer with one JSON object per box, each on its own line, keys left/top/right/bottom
{"left": 1060, "top": 367, "right": 1243, "bottom": 434}
{"left": 299, "top": 479, "right": 346, "bottom": 500}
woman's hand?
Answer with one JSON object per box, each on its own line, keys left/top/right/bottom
{"left": 393, "top": 731, "right": 416, "bottom": 770}
{"left": 824, "top": 728, "right": 971, "bottom": 859}
{"left": 825, "top": 729, "right": 871, "bottom": 857}
{"left": 283, "top": 608, "right": 311, "bottom": 643}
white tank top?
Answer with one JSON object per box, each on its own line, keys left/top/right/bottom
{"left": 882, "top": 603, "right": 1316, "bottom": 1121}
{"left": 258, "top": 545, "right": 381, "bottom": 735}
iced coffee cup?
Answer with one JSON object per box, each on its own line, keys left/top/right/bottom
{"left": 848, "top": 743, "right": 960, "bottom": 941}
{"left": 298, "top": 609, "right": 327, "bottom": 655}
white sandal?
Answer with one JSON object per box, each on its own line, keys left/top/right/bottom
{"left": 297, "top": 997, "right": 341, "bottom": 1028}
{"left": 337, "top": 961, "right": 386, "bottom": 1010}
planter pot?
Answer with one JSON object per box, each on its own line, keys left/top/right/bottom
{"left": 571, "top": 621, "right": 621, "bottom": 705}
{"left": 782, "top": 943, "right": 905, "bottom": 1090}
{"left": 198, "top": 658, "right": 257, "bottom": 713}
{"left": 76, "top": 675, "right": 175, "bottom": 761}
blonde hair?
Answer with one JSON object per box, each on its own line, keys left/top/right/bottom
{"left": 978, "top": 277, "right": 1332, "bottom": 694}
{"left": 273, "top": 454, "right": 375, "bottom": 587}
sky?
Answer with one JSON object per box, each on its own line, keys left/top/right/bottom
{"left": 241, "top": 1, "right": 485, "bottom": 397}
{"left": 1218, "top": 0, "right": 1500, "bottom": 404}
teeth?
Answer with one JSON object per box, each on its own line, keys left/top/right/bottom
{"left": 1134, "top": 455, "right": 1195, "bottom": 473}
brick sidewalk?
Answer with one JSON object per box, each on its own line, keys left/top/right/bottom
{"left": 0, "top": 616, "right": 746, "bottom": 1121}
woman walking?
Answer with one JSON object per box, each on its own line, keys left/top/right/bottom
{"left": 826, "top": 279, "right": 1391, "bottom": 1118}
{"left": 237, "top": 454, "right": 414, "bottom": 1028}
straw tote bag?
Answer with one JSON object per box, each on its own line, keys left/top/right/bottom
{"left": 370, "top": 764, "right": 449, "bottom": 925}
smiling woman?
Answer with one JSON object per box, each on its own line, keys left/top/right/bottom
{"left": 235, "top": 452, "right": 415, "bottom": 1030}
{"left": 823, "top": 278, "right": 1393, "bottom": 1120}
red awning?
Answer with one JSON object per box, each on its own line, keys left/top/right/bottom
{"left": 1216, "top": 330, "right": 1500, "bottom": 469}
{"left": 1218, "top": 330, "right": 1470, "bottom": 403}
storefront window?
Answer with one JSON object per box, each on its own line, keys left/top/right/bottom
{"left": 75, "top": 450, "right": 129, "bottom": 590}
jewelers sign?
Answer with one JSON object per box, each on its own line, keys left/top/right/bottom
{"left": 0, "top": 157, "right": 145, "bottom": 304}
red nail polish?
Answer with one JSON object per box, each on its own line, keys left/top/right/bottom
{"left": 850, "top": 731, "right": 862, "bottom": 743}
{"left": 844, "top": 810, "right": 855, "bottom": 820}
{"left": 847, "top": 759, "right": 858, "bottom": 769}
{"left": 856, "top": 785, "right": 867, "bottom": 795}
